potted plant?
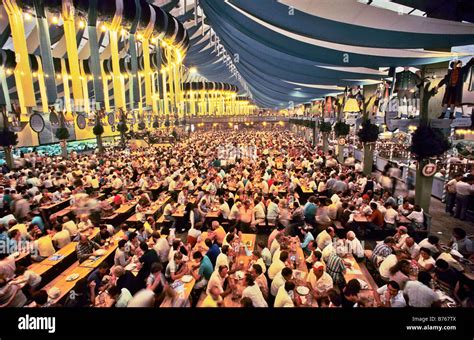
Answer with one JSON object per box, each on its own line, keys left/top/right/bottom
{"left": 410, "top": 125, "right": 450, "bottom": 212}
{"left": 0, "top": 127, "right": 18, "bottom": 170}
{"left": 319, "top": 121, "right": 332, "bottom": 152}
{"left": 357, "top": 119, "right": 379, "bottom": 175}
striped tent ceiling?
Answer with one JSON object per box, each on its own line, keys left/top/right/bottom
{"left": 0, "top": 0, "right": 189, "bottom": 107}
{"left": 182, "top": 0, "right": 474, "bottom": 108}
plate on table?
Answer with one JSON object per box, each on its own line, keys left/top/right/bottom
{"left": 296, "top": 286, "right": 310, "bottom": 296}
{"left": 94, "top": 249, "right": 107, "bottom": 256}
{"left": 235, "top": 271, "right": 245, "bottom": 280}
{"left": 181, "top": 275, "right": 193, "bottom": 283}
{"left": 66, "top": 273, "right": 80, "bottom": 282}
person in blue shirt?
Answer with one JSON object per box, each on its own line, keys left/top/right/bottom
{"left": 87, "top": 262, "right": 110, "bottom": 300}
{"left": 205, "top": 238, "right": 220, "bottom": 267}
{"left": 30, "top": 212, "right": 45, "bottom": 233}
{"left": 298, "top": 225, "right": 315, "bottom": 256}
{"left": 303, "top": 196, "right": 318, "bottom": 228}
{"left": 190, "top": 251, "right": 214, "bottom": 306}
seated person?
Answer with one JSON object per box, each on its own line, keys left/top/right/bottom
{"left": 373, "top": 281, "right": 406, "bottom": 307}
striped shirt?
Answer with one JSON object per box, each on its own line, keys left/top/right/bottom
{"left": 326, "top": 253, "right": 346, "bottom": 286}
{"left": 371, "top": 242, "right": 392, "bottom": 266}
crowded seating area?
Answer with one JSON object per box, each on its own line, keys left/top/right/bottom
{"left": 0, "top": 128, "right": 472, "bottom": 308}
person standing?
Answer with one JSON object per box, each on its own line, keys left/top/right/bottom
{"left": 454, "top": 177, "right": 472, "bottom": 221}
{"left": 445, "top": 174, "right": 461, "bottom": 216}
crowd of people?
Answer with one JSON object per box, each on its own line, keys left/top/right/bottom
{"left": 0, "top": 128, "right": 472, "bottom": 308}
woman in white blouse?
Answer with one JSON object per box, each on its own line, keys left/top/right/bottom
{"left": 417, "top": 247, "right": 435, "bottom": 272}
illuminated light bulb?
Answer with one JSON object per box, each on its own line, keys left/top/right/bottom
{"left": 24, "top": 13, "right": 32, "bottom": 21}
{"left": 101, "top": 24, "right": 107, "bottom": 32}
{"left": 51, "top": 16, "right": 59, "bottom": 25}
{"left": 151, "top": 37, "right": 157, "bottom": 44}
{"left": 32, "top": 72, "right": 38, "bottom": 78}
{"left": 78, "top": 20, "right": 85, "bottom": 29}
{"left": 56, "top": 74, "right": 61, "bottom": 79}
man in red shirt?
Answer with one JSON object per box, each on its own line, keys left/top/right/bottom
{"left": 367, "top": 202, "right": 384, "bottom": 231}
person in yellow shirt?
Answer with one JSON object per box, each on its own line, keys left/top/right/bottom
{"left": 201, "top": 286, "right": 223, "bottom": 307}
{"left": 8, "top": 220, "right": 28, "bottom": 238}
{"left": 208, "top": 221, "right": 226, "bottom": 246}
{"left": 33, "top": 235, "right": 56, "bottom": 260}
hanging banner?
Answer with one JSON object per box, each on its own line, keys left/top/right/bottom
{"left": 87, "top": 0, "right": 104, "bottom": 104}
{"left": 63, "top": 0, "right": 84, "bottom": 102}
{"left": 34, "top": 0, "right": 57, "bottom": 104}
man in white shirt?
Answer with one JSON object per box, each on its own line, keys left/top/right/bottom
{"left": 270, "top": 267, "right": 293, "bottom": 296}
{"left": 306, "top": 262, "right": 333, "bottom": 295}
{"left": 401, "top": 237, "right": 420, "bottom": 259}
{"left": 274, "top": 281, "right": 296, "bottom": 307}
{"left": 455, "top": 177, "right": 473, "bottom": 220}
{"left": 152, "top": 232, "right": 170, "bottom": 263}
{"left": 215, "top": 245, "right": 230, "bottom": 272}
{"left": 268, "top": 251, "right": 288, "bottom": 280}
{"left": 394, "top": 226, "right": 409, "bottom": 249}
{"left": 345, "top": 231, "right": 364, "bottom": 260}
{"left": 384, "top": 203, "right": 399, "bottom": 229}
{"left": 241, "top": 274, "right": 268, "bottom": 307}
{"left": 266, "top": 198, "right": 280, "bottom": 224}
{"left": 379, "top": 250, "right": 404, "bottom": 281}
{"left": 316, "top": 227, "right": 334, "bottom": 250}
{"left": 374, "top": 281, "right": 406, "bottom": 307}
{"left": 254, "top": 198, "right": 266, "bottom": 226}
{"left": 206, "top": 265, "right": 229, "bottom": 297}
{"left": 218, "top": 198, "right": 230, "bottom": 220}
{"left": 407, "top": 205, "right": 424, "bottom": 225}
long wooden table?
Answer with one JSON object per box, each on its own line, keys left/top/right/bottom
{"left": 79, "top": 231, "right": 126, "bottom": 269}
{"left": 126, "top": 195, "right": 171, "bottom": 224}
{"left": 160, "top": 261, "right": 197, "bottom": 308}
{"left": 343, "top": 254, "right": 377, "bottom": 306}
{"left": 43, "top": 262, "right": 93, "bottom": 304}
